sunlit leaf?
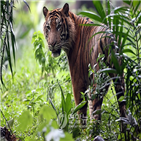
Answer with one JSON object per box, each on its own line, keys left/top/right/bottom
{"left": 72, "top": 101, "right": 87, "bottom": 114}
{"left": 123, "top": 0, "right": 131, "bottom": 5}
{"left": 133, "top": 0, "right": 140, "bottom": 13}
{"left": 99, "top": 68, "right": 117, "bottom": 74}
{"left": 17, "top": 110, "right": 33, "bottom": 132}
{"left": 40, "top": 105, "right": 56, "bottom": 122}
{"left": 122, "top": 49, "right": 136, "bottom": 55}
{"left": 51, "top": 120, "right": 59, "bottom": 129}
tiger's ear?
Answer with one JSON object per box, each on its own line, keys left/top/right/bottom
{"left": 62, "top": 3, "right": 69, "bottom": 17}
{"left": 43, "top": 6, "right": 48, "bottom": 18}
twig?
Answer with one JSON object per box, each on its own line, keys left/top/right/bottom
{"left": 0, "top": 109, "right": 13, "bottom": 135}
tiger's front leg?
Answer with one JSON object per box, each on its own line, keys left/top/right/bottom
{"left": 72, "top": 80, "right": 88, "bottom": 126}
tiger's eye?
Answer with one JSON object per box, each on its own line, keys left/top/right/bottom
{"left": 46, "top": 25, "right": 50, "bottom": 30}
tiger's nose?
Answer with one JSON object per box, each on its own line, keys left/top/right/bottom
{"left": 51, "top": 41, "right": 56, "bottom": 47}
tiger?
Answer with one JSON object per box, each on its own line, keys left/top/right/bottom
{"left": 43, "top": 3, "right": 126, "bottom": 125}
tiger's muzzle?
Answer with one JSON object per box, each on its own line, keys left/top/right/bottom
{"left": 48, "top": 44, "right": 61, "bottom": 57}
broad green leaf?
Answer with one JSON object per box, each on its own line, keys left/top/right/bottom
{"left": 51, "top": 120, "right": 59, "bottom": 129}
{"left": 65, "top": 93, "right": 72, "bottom": 115}
{"left": 123, "top": 0, "right": 131, "bottom": 5}
{"left": 17, "top": 110, "right": 33, "bottom": 132}
{"left": 72, "top": 101, "right": 87, "bottom": 114}
{"left": 122, "top": 49, "right": 136, "bottom": 55}
{"left": 99, "top": 68, "right": 117, "bottom": 74}
{"left": 133, "top": 0, "right": 140, "bottom": 13}
{"left": 40, "top": 105, "right": 56, "bottom": 122}
{"left": 118, "top": 96, "right": 125, "bottom": 102}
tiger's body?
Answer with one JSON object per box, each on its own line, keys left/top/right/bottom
{"left": 43, "top": 3, "right": 126, "bottom": 124}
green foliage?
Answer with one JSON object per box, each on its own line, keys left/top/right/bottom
{"left": 80, "top": 0, "right": 141, "bottom": 140}
{"left": 39, "top": 105, "right": 56, "bottom": 123}
{"left": 0, "top": 0, "right": 16, "bottom": 86}
{"left": 0, "top": 0, "right": 30, "bottom": 86}
{"left": 49, "top": 81, "right": 72, "bottom": 131}
{"left": 32, "top": 31, "right": 46, "bottom": 74}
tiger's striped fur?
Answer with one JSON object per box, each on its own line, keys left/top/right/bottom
{"left": 43, "top": 3, "right": 126, "bottom": 124}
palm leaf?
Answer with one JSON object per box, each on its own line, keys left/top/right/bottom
{"left": 79, "top": 11, "right": 102, "bottom": 23}
{"left": 93, "top": 0, "right": 107, "bottom": 25}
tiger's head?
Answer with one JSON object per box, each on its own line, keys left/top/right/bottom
{"left": 43, "top": 3, "right": 75, "bottom": 57}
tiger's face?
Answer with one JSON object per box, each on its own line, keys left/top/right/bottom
{"left": 43, "top": 3, "right": 73, "bottom": 57}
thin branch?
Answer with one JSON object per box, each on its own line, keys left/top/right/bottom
{"left": 0, "top": 109, "right": 13, "bottom": 135}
